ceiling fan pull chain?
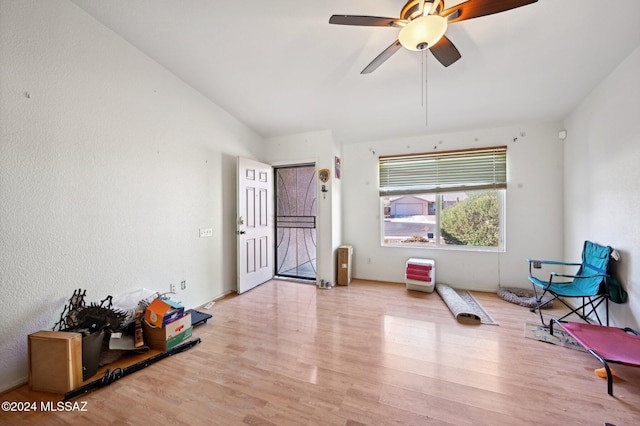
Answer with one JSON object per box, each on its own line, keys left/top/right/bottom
{"left": 421, "top": 49, "right": 424, "bottom": 108}
{"left": 423, "top": 49, "right": 428, "bottom": 127}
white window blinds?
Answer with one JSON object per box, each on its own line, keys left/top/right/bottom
{"left": 379, "top": 146, "right": 507, "bottom": 196}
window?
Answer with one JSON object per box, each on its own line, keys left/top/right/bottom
{"left": 380, "top": 146, "right": 506, "bottom": 250}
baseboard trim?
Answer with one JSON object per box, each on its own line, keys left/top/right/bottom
{"left": 0, "top": 376, "right": 28, "bottom": 395}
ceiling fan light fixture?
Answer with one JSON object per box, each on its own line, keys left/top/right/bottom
{"left": 398, "top": 14, "right": 447, "bottom": 51}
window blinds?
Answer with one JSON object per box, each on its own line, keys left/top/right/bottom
{"left": 379, "top": 146, "right": 507, "bottom": 196}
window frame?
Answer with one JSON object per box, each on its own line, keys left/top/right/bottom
{"left": 379, "top": 146, "right": 507, "bottom": 252}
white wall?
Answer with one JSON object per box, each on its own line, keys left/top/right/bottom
{"left": 563, "top": 45, "right": 640, "bottom": 329}
{"left": 0, "top": 0, "right": 262, "bottom": 391}
{"left": 341, "top": 123, "right": 565, "bottom": 291}
{"left": 263, "top": 130, "right": 342, "bottom": 285}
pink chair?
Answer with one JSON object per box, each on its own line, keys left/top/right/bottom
{"left": 550, "top": 319, "right": 640, "bottom": 395}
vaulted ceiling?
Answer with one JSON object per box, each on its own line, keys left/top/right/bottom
{"left": 70, "top": 0, "right": 640, "bottom": 143}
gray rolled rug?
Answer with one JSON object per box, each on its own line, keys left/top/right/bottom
{"left": 497, "top": 286, "right": 553, "bottom": 308}
{"left": 436, "top": 283, "right": 498, "bottom": 325}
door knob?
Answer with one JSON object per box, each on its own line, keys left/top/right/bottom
{"left": 236, "top": 230, "right": 246, "bottom": 235}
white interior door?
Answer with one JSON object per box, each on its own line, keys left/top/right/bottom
{"left": 237, "top": 157, "right": 274, "bottom": 294}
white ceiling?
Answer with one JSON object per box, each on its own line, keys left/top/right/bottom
{"left": 70, "top": 0, "right": 640, "bottom": 144}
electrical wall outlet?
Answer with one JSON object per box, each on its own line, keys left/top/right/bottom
{"left": 199, "top": 228, "right": 213, "bottom": 238}
{"left": 169, "top": 283, "right": 176, "bottom": 293}
{"left": 180, "top": 280, "right": 186, "bottom": 290}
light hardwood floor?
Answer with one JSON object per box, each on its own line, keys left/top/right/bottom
{"left": 2, "top": 279, "right": 639, "bottom": 425}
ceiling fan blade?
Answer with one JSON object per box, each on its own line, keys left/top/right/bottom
{"left": 361, "top": 40, "right": 402, "bottom": 74}
{"left": 443, "top": 0, "right": 538, "bottom": 24}
{"left": 329, "top": 15, "right": 401, "bottom": 28}
{"left": 429, "top": 36, "right": 461, "bottom": 67}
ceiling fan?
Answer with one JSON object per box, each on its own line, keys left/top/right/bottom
{"left": 329, "top": 0, "right": 538, "bottom": 74}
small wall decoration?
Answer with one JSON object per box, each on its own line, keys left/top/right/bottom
{"left": 335, "top": 156, "right": 341, "bottom": 179}
{"left": 319, "top": 168, "right": 330, "bottom": 183}
{"left": 318, "top": 168, "right": 330, "bottom": 199}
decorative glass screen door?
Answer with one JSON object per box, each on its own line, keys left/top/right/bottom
{"left": 274, "top": 164, "right": 317, "bottom": 280}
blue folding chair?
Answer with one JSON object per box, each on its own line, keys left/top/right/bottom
{"left": 527, "top": 241, "right": 616, "bottom": 326}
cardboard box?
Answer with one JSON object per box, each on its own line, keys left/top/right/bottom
{"left": 144, "top": 325, "right": 193, "bottom": 351}
{"left": 144, "top": 312, "right": 191, "bottom": 341}
{"left": 28, "top": 331, "right": 83, "bottom": 394}
{"left": 144, "top": 298, "right": 184, "bottom": 328}
{"left": 337, "top": 244, "right": 353, "bottom": 285}
{"left": 143, "top": 312, "right": 193, "bottom": 351}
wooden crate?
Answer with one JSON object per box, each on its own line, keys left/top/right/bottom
{"left": 28, "top": 330, "right": 83, "bottom": 394}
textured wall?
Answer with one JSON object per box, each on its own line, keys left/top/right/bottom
{"left": 0, "top": 0, "right": 262, "bottom": 391}
{"left": 564, "top": 46, "right": 640, "bottom": 329}
{"left": 341, "top": 122, "right": 565, "bottom": 291}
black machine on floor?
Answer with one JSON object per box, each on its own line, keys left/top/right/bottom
{"left": 187, "top": 309, "right": 212, "bottom": 327}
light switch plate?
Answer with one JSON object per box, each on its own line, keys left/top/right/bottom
{"left": 199, "top": 228, "right": 213, "bottom": 238}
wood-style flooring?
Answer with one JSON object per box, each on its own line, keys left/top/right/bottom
{"left": 2, "top": 279, "right": 639, "bottom": 425}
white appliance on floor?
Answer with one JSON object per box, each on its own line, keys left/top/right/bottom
{"left": 405, "top": 258, "right": 435, "bottom": 293}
